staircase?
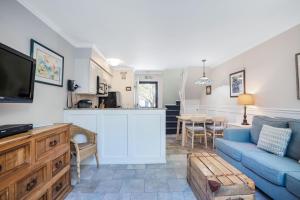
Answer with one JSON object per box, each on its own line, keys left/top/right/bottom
{"left": 165, "top": 100, "right": 180, "bottom": 134}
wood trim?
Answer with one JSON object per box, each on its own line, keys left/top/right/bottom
{"left": 196, "top": 105, "right": 300, "bottom": 121}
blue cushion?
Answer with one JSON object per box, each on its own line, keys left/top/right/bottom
{"left": 286, "top": 120, "right": 300, "bottom": 160}
{"left": 215, "top": 138, "right": 262, "bottom": 161}
{"left": 223, "top": 128, "right": 251, "bottom": 142}
{"left": 286, "top": 172, "right": 300, "bottom": 198}
{"left": 242, "top": 151, "right": 300, "bottom": 186}
{"left": 250, "top": 116, "right": 289, "bottom": 144}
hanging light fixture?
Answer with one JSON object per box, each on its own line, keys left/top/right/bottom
{"left": 195, "top": 59, "right": 212, "bottom": 86}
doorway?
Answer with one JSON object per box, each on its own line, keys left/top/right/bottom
{"left": 137, "top": 81, "right": 158, "bottom": 108}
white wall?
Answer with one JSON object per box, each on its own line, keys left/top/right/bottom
{"left": 198, "top": 24, "right": 300, "bottom": 121}
{"left": 162, "top": 69, "right": 181, "bottom": 105}
{"left": 0, "top": 0, "right": 75, "bottom": 126}
{"left": 111, "top": 67, "right": 135, "bottom": 108}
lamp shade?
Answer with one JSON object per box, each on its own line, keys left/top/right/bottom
{"left": 238, "top": 94, "right": 255, "bottom": 105}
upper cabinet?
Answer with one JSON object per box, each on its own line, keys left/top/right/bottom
{"left": 74, "top": 48, "right": 112, "bottom": 94}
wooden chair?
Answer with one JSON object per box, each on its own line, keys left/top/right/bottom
{"left": 70, "top": 125, "right": 100, "bottom": 182}
{"left": 185, "top": 116, "right": 207, "bottom": 149}
{"left": 206, "top": 116, "right": 226, "bottom": 148}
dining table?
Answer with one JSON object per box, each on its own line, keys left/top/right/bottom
{"left": 176, "top": 114, "right": 213, "bottom": 147}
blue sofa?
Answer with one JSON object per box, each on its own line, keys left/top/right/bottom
{"left": 215, "top": 116, "right": 300, "bottom": 200}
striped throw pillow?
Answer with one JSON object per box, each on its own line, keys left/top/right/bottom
{"left": 257, "top": 125, "right": 292, "bottom": 156}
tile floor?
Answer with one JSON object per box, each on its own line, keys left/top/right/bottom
{"left": 66, "top": 135, "right": 270, "bottom": 200}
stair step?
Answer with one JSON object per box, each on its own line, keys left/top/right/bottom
{"left": 166, "top": 116, "right": 177, "bottom": 122}
{"left": 165, "top": 104, "right": 180, "bottom": 110}
{"left": 166, "top": 127, "right": 177, "bottom": 134}
{"left": 166, "top": 110, "right": 180, "bottom": 115}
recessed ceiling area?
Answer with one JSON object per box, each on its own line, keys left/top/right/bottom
{"left": 17, "top": 0, "right": 300, "bottom": 70}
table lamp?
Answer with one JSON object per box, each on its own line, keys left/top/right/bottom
{"left": 238, "top": 93, "right": 255, "bottom": 125}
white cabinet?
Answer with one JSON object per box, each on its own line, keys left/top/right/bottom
{"left": 74, "top": 48, "right": 112, "bottom": 94}
{"left": 64, "top": 109, "right": 166, "bottom": 164}
{"left": 89, "top": 60, "right": 103, "bottom": 94}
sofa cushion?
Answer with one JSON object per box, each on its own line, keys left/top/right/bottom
{"left": 242, "top": 151, "right": 300, "bottom": 186}
{"left": 250, "top": 116, "right": 289, "bottom": 144}
{"left": 286, "top": 120, "right": 300, "bottom": 160}
{"left": 257, "top": 125, "right": 292, "bottom": 156}
{"left": 215, "top": 138, "right": 262, "bottom": 161}
{"left": 286, "top": 172, "right": 300, "bottom": 198}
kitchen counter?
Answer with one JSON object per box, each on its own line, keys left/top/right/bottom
{"left": 64, "top": 108, "right": 166, "bottom": 164}
{"left": 64, "top": 107, "right": 166, "bottom": 110}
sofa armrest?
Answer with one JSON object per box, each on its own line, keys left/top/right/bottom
{"left": 223, "top": 128, "right": 251, "bottom": 142}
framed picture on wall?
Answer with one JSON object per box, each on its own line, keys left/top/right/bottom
{"left": 126, "top": 86, "right": 131, "bottom": 91}
{"left": 229, "top": 70, "right": 245, "bottom": 97}
{"left": 206, "top": 86, "right": 212, "bottom": 95}
{"left": 30, "top": 39, "right": 64, "bottom": 87}
{"left": 296, "top": 53, "right": 300, "bottom": 100}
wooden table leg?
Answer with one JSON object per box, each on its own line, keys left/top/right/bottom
{"left": 181, "top": 121, "right": 186, "bottom": 146}
{"left": 176, "top": 119, "right": 181, "bottom": 140}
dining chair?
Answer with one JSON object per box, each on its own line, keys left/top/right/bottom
{"left": 206, "top": 116, "right": 226, "bottom": 148}
{"left": 185, "top": 116, "right": 207, "bottom": 149}
{"left": 70, "top": 125, "right": 100, "bottom": 182}
{"left": 176, "top": 114, "right": 201, "bottom": 140}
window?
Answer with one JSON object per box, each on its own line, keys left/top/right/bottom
{"left": 137, "top": 81, "right": 158, "bottom": 108}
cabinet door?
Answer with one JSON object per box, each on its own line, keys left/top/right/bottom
{"left": 89, "top": 61, "right": 98, "bottom": 94}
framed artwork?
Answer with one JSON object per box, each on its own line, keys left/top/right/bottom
{"left": 206, "top": 86, "right": 211, "bottom": 95}
{"left": 30, "top": 39, "right": 64, "bottom": 87}
{"left": 296, "top": 53, "right": 300, "bottom": 100}
{"left": 229, "top": 70, "right": 245, "bottom": 97}
{"left": 126, "top": 86, "right": 132, "bottom": 91}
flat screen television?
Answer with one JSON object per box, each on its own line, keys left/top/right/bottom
{"left": 0, "top": 43, "right": 36, "bottom": 103}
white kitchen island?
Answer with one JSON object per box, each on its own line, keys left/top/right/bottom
{"left": 64, "top": 108, "right": 166, "bottom": 164}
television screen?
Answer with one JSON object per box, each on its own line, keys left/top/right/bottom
{"left": 0, "top": 43, "right": 36, "bottom": 103}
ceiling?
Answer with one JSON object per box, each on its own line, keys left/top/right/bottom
{"left": 18, "top": 0, "right": 300, "bottom": 70}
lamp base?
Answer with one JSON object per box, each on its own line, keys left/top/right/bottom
{"left": 241, "top": 105, "right": 250, "bottom": 125}
{"left": 241, "top": 120, "right": 250, "bottom": 125}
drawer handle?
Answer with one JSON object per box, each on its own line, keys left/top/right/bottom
{"left": 49, "top": 140, "right": 58, "bottom": 147}
{"left": 55, "top": 160, "right": 63, "bottom": 169}
{"left": 55, "top": 182, "right": 63, "bottom": 192}
{"left": 0, "top": 165, "right": 2, "bottom": 172}
{"left": 26, "top": 178, "right": 37, "bottom": 191}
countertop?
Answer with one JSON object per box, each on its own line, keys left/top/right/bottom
{"left": 64, "top": 107, "right": 166, "bottom": 110}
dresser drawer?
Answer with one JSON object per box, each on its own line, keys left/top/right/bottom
{"left": 15, "top": 165, "right": 47, "bottom": 199}
{"left": 0, "top": 143, "right": 30, "bottom": 176}
{"left": 52, "top": 172, "right": 68, "bottom": 199}
{"left": 0, "top": 188, "right": 8, "bottom": 200}
{"left": 52, "top": 153, "right": 68, "bottom": 177}
{"left": 38, "top": 191, "right": 48, "bottom": 200}
{"left": 36, "top": 130, "right": 68, "bottom": 160}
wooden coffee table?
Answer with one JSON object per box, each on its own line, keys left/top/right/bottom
{"left": 187, "top": 152, "right": 255, "bottom": 200}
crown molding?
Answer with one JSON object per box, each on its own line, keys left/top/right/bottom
{"left": 17, "top": 0, "right": 78, "bottom": 46}
{"left": 17, "top": 0, "right": 107, "bottom": 61}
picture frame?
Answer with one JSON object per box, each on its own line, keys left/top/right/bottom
{"left": 30, "top": 39, "right": 64, "bottom": 87}
{"left": 296, "top": 53, "right": 300, "bottom": 100}
{"left": 229, "top": 70, "right": 245, "bottom": 97}
{"left": 206, "top": 85, "right": 211, "bottom": 95}
{"left": 126, "top": 86, "right": 132, "bottom": 91}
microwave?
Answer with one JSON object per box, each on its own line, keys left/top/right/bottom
{"left": 99, "top": 92, "right": 121, "bottom": 108}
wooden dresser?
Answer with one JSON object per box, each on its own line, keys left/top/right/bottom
{"left": 0, "top": 124, "right": 72, "bottom": 200}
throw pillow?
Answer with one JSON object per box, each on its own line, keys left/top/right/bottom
{"left": 257, "top": 125, "right": 292, "bottom": 156}
{"left": 250, "top": 116, "right": 289, "bottom": 144}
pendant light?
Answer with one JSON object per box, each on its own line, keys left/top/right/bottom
{"left": 195, "top": 59, "right": 212, "bottom": 86}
